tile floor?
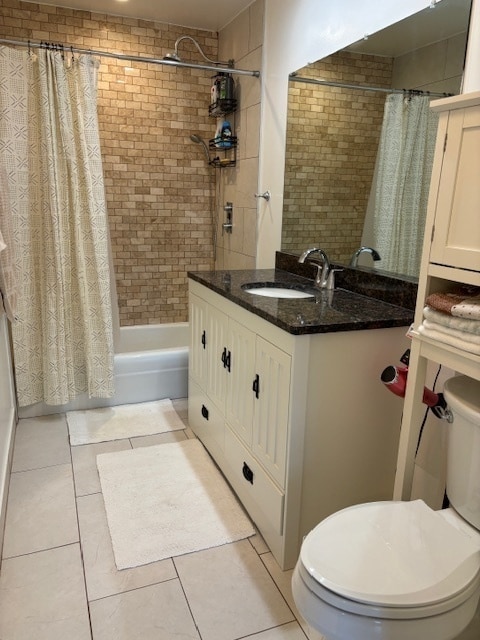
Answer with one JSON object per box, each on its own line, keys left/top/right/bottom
{"left": 0, "top": 400, "right": 325, "bottom": 640}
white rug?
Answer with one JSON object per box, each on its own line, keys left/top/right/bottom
{"left": 97, "top": 439, "right": 255, "bottom": 569}
{"left": 67, "top": 399, "right": 185, "bottom": 446}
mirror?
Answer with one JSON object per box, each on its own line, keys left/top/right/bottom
{"left": 281, "top": 0, "right": 472, "bottom": 278}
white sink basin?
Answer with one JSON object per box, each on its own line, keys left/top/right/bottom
{"left": 242, "top": 284, "right": 315, "bottom": 299}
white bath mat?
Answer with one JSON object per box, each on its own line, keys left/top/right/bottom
{"left": 97, "top": 439, "right": 255, "bottom": 569}
{"left": 66, "top": 399, "right": 185, "bottom": 446}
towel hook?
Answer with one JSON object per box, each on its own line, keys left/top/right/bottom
{"left": 254, "top": 190, "right": 271, "bottom": 202}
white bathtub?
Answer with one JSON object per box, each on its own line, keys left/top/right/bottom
{"left": 18, "top": 322, "right": 189, "bottom": 418}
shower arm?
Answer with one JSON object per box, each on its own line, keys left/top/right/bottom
{"left": 172, "top": 36, "right": 233, "bottom": 68}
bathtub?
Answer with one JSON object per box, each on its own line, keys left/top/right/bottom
{"left": 18, "top": 322, "right": 189, "bottom": 418}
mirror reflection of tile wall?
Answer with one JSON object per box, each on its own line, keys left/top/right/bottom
{"left": 282, "top": 30, "right": 466, "bottom": 266}
{"left": 283, "top": 51, "right": 392, "bottom": 262}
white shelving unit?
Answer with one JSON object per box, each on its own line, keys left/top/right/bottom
{"left": 394, "top": 92, "right": 480, "bottom": 500}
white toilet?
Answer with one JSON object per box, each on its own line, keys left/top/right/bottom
{"left": 292, "top": 375, "right": 480, "bottom": 640}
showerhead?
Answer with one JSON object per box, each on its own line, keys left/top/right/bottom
{"left": 190, "top": 134, "right": 211, "bottom": 164}
{"left": 163, "top": 52, "right": 181, "bottom": 62}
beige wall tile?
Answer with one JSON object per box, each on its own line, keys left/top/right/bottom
{"left": 249, "top": 0, "right": 265, "bottom": 53}
{"left": 217, "top": 0, "right": 263, "bottom": 269}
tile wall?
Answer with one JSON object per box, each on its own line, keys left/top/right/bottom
{"left": 215, "top": 0, "right": 264, "bottom": 270}
{"left": 0, "top": 0, "right": 219, "bottom": 325}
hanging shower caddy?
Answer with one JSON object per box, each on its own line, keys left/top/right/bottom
{"left": 209, "top": 73, "right": 238, "bottom": 168}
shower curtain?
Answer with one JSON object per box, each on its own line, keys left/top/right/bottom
{"left": 366, "top": 93, "right": 439, "bottom": 277}
{"left": 0, "top": 46, "right": 114, "bottom": 406}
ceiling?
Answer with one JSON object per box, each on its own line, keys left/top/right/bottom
{"left": 27, "top": 0, "right": 255, "bottom": 31}
{"left": 347, "top": 0, "right": 471, "bottom": 57}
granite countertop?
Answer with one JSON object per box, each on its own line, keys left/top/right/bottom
{"left": 188, "top": 268, "right": 414, "bottom": 336}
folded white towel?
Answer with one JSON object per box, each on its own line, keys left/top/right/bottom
{"left": 422, "top": 319, "right": 480, "bottom": 345}
{"left": 418, "top": 323, "right": 480, "bottom": 356}
{"left": 423, "top": 306, "right": 480, "bottom": 336}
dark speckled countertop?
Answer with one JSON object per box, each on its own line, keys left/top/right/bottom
{"left": 188, "top": 266, "right": 414, "bottom": 336}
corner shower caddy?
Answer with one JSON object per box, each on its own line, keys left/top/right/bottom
{"left": 208, "top": 97, "right": 237, "bottom": 168}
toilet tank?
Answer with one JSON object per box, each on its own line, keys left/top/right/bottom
{"left": 444, "top": 375, "right": 480, "bottom": 531}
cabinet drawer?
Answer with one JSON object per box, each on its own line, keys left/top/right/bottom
{"left": 188, "top": 378, "right": 224, "bottom": 457}
{"left": 224, "top": 426, "right": 284, "bottom": 536}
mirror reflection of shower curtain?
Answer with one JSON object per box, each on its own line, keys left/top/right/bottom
{"left": 0, "top": 46, "right": 115, "bottom": 406}
{"left": 362, "top": 93, "right": 439, "bottom": 277}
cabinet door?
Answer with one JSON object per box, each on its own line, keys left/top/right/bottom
{"left": 225, "top": 318, "right": 256, "bottom": 446}
{"left": 206, "top": 304, "right": 228, "bottom": 411}
{"left": 252, "top": 336, "right": 291, "bottom": 488}
{"left": 430, "top": 104, "right": 480, "bottom": 271}
{"left": 189, "top": 293, "right": 208, "bottom": 387}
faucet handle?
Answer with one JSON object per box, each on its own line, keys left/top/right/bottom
{"left": 326, "top": 268, "right": 343, "bottom": 291}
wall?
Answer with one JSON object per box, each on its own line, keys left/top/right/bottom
{"left": 215, "top": 0, "right": 264, "bottom": 270}
{"left": 392, "top": 32, "right": 467, "bottom": 93}
{"left": 258, "top": 0, "right": 443, "bottom": 268}
{"left": 0, "top": 1, "right": 217, "bottom": 326}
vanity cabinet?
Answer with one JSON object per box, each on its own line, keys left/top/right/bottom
{"left": 189, "top": 278, "right": 410, "bottom": 569}
{"left": 189, "top": 288, "right": 291, "bottom": 487}
{"left": 394, "top": 92, "right": 480, "bottom": 501}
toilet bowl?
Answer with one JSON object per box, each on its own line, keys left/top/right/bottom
{"left": 292, "top": 375, "right": 480, "bottom": 640}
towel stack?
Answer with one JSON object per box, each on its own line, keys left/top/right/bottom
{"left": 418, "top": 287, "right": 480, "bottom": 355}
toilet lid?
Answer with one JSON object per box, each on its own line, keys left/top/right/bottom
{"left": 301, "top": 500, "right": 480, "bottom": 607}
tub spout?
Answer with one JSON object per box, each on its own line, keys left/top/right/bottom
{"left": 298, "top": 247, "right": 331, "bottom": 289}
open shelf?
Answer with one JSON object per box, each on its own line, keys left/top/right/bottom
{"left": 209, "top": 99, "right": 237, "bottom": 117}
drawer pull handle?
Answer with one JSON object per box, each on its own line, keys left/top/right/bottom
{"left": 201, "top": 404, "right": 209, "bottom": 420}
{"left": 201, "top": 330, "right": 206, "bottom": 349}
{"left": 252, "top": 374, "right": 260, "bottom": 399}
{"left": 221, "top": 347, "right": 227, "bottom": 367}
{"left": 242, "top": 462, "right": 254, "bottom": 484}
{"left": 225, "top": 349, "right": 231, "bottom": 372}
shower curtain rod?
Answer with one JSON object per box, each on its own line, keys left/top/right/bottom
{"left": 0, "top": 37, "right": 260, "bottom": 78}
{"left": 289, "top": 74, "right": 451, "bottom": 98}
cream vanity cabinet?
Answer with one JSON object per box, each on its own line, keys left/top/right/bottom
{"left": 189, "top": 278, "right": 410, "bottom": 569}
{"left": 395, "top": 92, "right": 480, "bottom": 501}
{"left": 189, "top": 287, "right": 290, "bottom": 487}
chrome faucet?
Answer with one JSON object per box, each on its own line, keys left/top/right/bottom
{"left": 298, "top": 247, "right": 331, "bottom": 289}
{"left": 349, "top": 246, "right": 381, "bottom": 268}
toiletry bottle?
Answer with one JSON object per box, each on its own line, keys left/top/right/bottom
{"left": 211, "top": 74, "right": 220, "bottom": 105}
{"left": 217, "top": 73, "right": 234, "bottom": 103}
{"left": 221, "top": 121, "right": 232, "bottom": 148}
{"left": 214, "top": 120, "right": 223, "bottom": 147}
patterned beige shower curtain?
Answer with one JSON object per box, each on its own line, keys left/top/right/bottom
{"left": 0, "top": 46, "right": 114, "bottom": 406}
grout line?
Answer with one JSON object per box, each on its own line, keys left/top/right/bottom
{"left": 68, "top": 413, "right": 95, "bottom": 640}
{"left": 172, "top": 556, "right": 205, "bottom": 640}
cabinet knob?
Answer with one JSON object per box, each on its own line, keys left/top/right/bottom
{"left": 242, "top": 462, "right": 254, "bottom": 484}
{"left": 201, "top": 405, "right": 209, "bottom": 420}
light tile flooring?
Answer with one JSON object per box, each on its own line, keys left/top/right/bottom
{"left": 0, "top": 400, "right": 325, "bottom": 640}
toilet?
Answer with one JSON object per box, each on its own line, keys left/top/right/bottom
{"left": 292, "top": 375, "right": 480, "bottom": 640}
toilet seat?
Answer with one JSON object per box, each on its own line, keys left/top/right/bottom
{"left": 300, "top": 500, "right": 480, "bottom": 611}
